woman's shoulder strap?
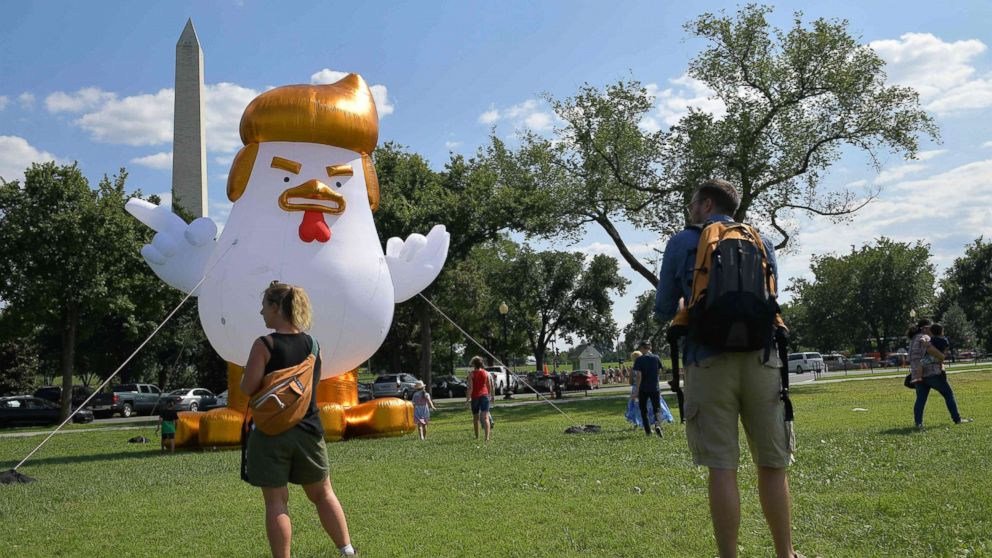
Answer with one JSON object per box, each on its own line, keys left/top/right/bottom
{"left": 259, "top": 335, "right": 274, "bottom": 351}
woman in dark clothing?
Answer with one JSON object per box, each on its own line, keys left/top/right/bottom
{"left": 907, "top": 319, "right": 972, "bottom": 429}
{"left": 241, "top": 282, "right": 356, "bottom": 557}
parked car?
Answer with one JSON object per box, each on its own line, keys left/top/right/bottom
{"left": 372, "top": 373, "right": 420, "bottom": 400}
{"left": 431, "top": 375, "right": 468, "bottom": 399}
{"left": 525, "top": 372, "right": 555, "bottom": 393}
{"left": 357, "top": 382, "right": 374, "bottom": 403}
{"left": 213, "top": 390, "right": 229, "bottom": 408}
{"left": 787, "top": 352, "right": 825, "bottom": 374}
{"left": 89, "top": 383, "right": 163, "bottom": 418}
{"left": 567, "top": 369, "right": 600, "bottom": 390}
{"left": 484, "top": 366, "right": 513, "bottom": 395}
{"left": 0, "top": 396, "right": 94, "bottom": 428}
{"left": 160, "top": 388, "right": 217, "bottom": 412}
{"left": 33, "top": 385, "right": 95, "bottom": 412}
{"left": 821, "top": 354, "right": 853, "bottom": 371}
{"left": 887, "top": 352, "right": 910, "bottom": 367}
{"left": 511, "top": 373, "right": 531, "bottom": 394}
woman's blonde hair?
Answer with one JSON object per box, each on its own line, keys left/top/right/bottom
{"left": 630, "top": 350, "right": 643, "bottom": 361}
{"left": 263, "top": 281, "right": 313, "bottom": 330}
{"left": 470, "top": 356, "right": 485, "bottom": 369}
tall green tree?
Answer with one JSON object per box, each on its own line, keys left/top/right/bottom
{"left": 493, "top": 4, "right": 937, "bottom": 287}
{"left": 937, "top": 237, "right": 992, "bottom": 352}
{"left": 789, "top": 238, "right": 935, "bottom": 355}
{"left": 0, "top": 162, "right": 219, "bottom": 417}
{"left": 485, "top": 246, "right": 629, "bottom": 376}
{"left": 373, "top": 144, "right": 528, "bottom": 385}
{"left": 939, "top": 303, "right": 977, "bottom": 358}
{"left": 622, "top": 290, "right": 664, "bottom": 353}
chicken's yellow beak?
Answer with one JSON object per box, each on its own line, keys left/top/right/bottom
{"left": 278, "top": 179, "right": 346, "bottom": 215}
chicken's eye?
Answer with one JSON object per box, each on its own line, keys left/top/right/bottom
{"left": 283, "top": 177, "right": 290, "bottom": 183}
{"left": 335, "top": 181, "right": 342, "bottom": 188}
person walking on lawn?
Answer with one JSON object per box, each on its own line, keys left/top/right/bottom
{"left": 411, "top": 380, "right": 437, "bottom": 440}
{"left": 908, "top": 320, "right": 973, "bottom": 428}
{"left": 632, "top": 340, "right": 672, "bottom": 437}
{"left": 241, "top": 282, "right": 357, "bottom": 557}
{"left": 465, "top": 356, "right": 494, "bottom": 441}
{"left": 655, "top": 179, "right": 803, "bottom": 558}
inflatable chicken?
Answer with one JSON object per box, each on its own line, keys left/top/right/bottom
{"left": 126, "top": 74, "right": 449, "bottom": 445}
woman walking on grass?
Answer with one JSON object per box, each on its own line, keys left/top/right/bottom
{"left": 465, "top": 356, "right": 494, "bottom": 441}
{"left": 907, "top": 319, "right": 973, "bottom": 429}
{"left": 241, "top": 281, "right": 357, "bottom": 557}
{"left": 412, "top": 380, "right": 436, "bottom": 440}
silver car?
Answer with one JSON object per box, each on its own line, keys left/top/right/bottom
{"left": 160, "top": 388, "right": 217, "bottom": 412}
{"left": 372, "top": 373, "right": 420, "bottom": 400}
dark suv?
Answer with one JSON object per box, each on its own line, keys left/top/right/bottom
{"left": 33, "top": 385, "right": 95, "bottom": 412}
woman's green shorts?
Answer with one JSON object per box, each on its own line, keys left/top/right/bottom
{"left": 246, "top": 426, "right": 329, "bottom": 488}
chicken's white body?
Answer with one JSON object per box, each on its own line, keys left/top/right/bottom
{"left": 127, "top": 141, "right": 449, "bottom": 377}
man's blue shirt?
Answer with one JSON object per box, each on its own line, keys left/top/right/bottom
{"left": 654, "top": 214, "right": 779, "bottom": 366}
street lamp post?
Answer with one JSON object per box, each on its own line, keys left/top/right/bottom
{"left": 499, "top": 302, "right": 511, "bottom": 399}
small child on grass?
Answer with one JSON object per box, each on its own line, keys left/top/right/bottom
{"left": 411, "top": 381, "right": 436, "bottom": 441}
{"left": 159, "top": 409, "right": 178, "bottom": 452}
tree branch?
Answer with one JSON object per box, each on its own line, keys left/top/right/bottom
{"left": 593, "top": 213, "right": 659, "bottom": 286}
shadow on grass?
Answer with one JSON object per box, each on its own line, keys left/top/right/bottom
{"left": 0, "top": 447, "right": 183, "bottom": 469}
{"left": 879, "top": 426, "right": 920, "bottom": 436}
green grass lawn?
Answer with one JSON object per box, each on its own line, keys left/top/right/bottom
{"left": 2, "top": 372, "right": 990, "bottom": 557}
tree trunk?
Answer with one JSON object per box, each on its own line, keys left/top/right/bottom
{"left": 418, "top": 299, "right": 433, "bottom": 386}
{"left": 60, "top": 302, "right": 79, "bottom": 420}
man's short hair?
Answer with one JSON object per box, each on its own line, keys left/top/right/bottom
{"left": 637, "top": 340, "right": 651, "bottom": 348}
{"left": 694, "top": 179, "right": 740, "bottom": 215}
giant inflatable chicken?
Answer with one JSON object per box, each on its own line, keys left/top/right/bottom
{"left": 126, "top": 74, "right": 449, "bottom": 445}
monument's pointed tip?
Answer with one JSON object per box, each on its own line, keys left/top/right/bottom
{"left": 179, "top": 18, "right": 200, "bottom": 44}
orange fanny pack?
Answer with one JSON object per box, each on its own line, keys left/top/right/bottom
{"left": 249, "top": 336, "right": 318, "bottom": 436}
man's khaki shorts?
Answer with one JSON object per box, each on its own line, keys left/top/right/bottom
{"left": 684, "top": 351, "right": 795, "bottom": 470}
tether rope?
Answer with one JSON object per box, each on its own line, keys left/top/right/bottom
{"left": 13, "top": 240, "right": 239, "bottom": 471}
{"left": 417, "top": 293, "right": 578, "bottom": 423}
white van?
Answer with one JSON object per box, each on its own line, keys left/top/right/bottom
{"left": 787, "top": 352, "right": 824, "bottom": 374}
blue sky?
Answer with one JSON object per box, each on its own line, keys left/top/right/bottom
{"left": 3, "top": 1, "right": 992, "bottom": 342}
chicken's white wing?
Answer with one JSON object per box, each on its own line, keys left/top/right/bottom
{"left": 125, "top": 198, "right": 218, "bottom": 295}
{"left": 385, "top": 224, "right": 450, "bottom": 303}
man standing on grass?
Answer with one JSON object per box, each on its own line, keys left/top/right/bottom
{"left": 655, "top": 179, "right": 802, "bottom": 558}
{"left": 632, "top": 339, "right": 665, "bottom": 438}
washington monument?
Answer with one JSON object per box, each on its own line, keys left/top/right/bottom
{"left": 173, "top": 18, "right": 207, "bottom": 217}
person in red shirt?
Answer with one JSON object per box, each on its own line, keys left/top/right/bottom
{"left": 465, "top": 356, "right": 494, "bottom": 441}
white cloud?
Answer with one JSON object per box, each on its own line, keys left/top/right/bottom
{"left": 130, "top": 151, "right": 173, "bottom": 170}
{"left": 53, "top": 83, "right": 257, "bottom": 153}
{"left": 211, "top": 199, "right": 233, "bottom": 227}
{"left": 653, "top": 74, "right": 727, "bottom": 127}
{"left": 983, "top": 141, "right": 992, "bottom": 148}
{"left": 204, "top": 82, "right": 258, "bottom": 152}
{"left": 0, "top": 135, "right": 57, "bottom": 183}
{"left": 777, "top": 157, "right": 992, "bottom": 296}
{"left": 0, "top": 96, "right": 7, "bottom": 110}
{"left": 870, "top": 33, "right": 992, "bottom": 115}
{"left": 75, "top": 88, "right": 173, "bottom": 145}
{"left": 309, "top": 68, "right": 394, "bottom": 116}
{"left": 215, "top": 154, "right": 234, "bottom": 165}
{"left": 444, "top": 140, "right": 462, "bottom": 149}
{"left": 915, "top": 149, "right": 947, "bottom": 161}
{"left": 476, "top": 99, "right": 555, "bottom": 132}
{"left": 45, "top": 87, "right": 117, "bottom": 113}
{"left": 478, "top": 107, "right": 500, "bottom": 124}
{"left": 18, "top": 92, "right": 35, "bottom": 108}
{"left": 873, "top": 162, "right": 927, "bottom": 185}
